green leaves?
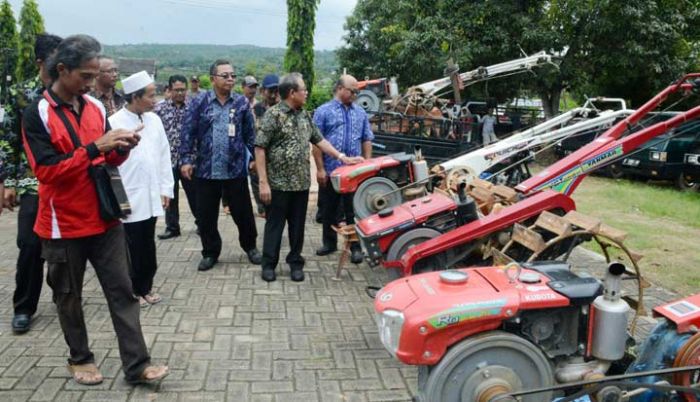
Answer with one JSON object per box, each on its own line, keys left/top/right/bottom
{"left": 284, "top": 0, "right": 319, "bottom": 96}
{"left": 16, "top": 0, "right": 44, "bottom": 82}
{"left": 0, "top": 0, "right": 18, "bottom": 92}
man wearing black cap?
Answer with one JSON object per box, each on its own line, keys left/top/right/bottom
{"left": 250, "top": 74, "right": 280, "bottom": 217}
{"left": 186, "top": 75, "right": 202, "bottom": 101}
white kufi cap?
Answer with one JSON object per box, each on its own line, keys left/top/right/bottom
{"left": 122, "top": 70, "right": 153, "bottom": 95}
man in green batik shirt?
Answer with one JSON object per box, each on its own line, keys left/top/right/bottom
{"left": 0, "top": 33, "right": 62, "bottom": 333}
{"left": 254, "top": 72, "right": 363, "bottom": 283}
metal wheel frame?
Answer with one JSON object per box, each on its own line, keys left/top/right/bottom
{"left": 385, "top": 227, "right": 443, "bottom": 280}
{"left": 353, "top": 176, "right": 403, "bottom": 220}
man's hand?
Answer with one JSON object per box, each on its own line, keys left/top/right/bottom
{"left": 340, "top": 155, "right": 364, "bottom": 165}
{"left": 3, "top": 187, "right": 17, "bottom": 211}
{"left": 248, "top": 160, "right": 256, "bottom": 174}
{"left": 316, "top": 169, "right": 327, "bottom": 187}
{"left": 180, "top": 164, "right": 194, "bottom": 180}
{"left": 161, "top": 196, "right": 170, "bottom": 209}
{"left": 95, "top": 125, "right": 144, "bottom": 153}
{"left": 259, "top": 181, "right": 271, "bottom": 205}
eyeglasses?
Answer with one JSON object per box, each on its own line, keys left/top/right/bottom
{"left": 171, "top": 88, "right": 187, "bottom": 93}
{"left": 100, "top": 68, "right": 119, "bottom": 75}
{"left": 213, "top": 73, "right": 237, "bottom": 79}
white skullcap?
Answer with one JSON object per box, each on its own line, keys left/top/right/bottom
{"left": 122, "top": 71, "right": 153, "bottom": 95}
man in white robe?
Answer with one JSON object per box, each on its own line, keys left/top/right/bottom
{"left": 110, "top": 71, "right": 174, "bottom": 307}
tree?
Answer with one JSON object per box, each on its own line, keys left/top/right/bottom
{"left": 284, "top": 0, "right": 319, "bottom": 96}
{"left": 16, "top": 0, "right": 44, "bottom": 82}
{"left": 0, "top": 0, "right": 18, "bottom": 98}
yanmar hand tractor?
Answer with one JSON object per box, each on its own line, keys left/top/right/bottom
{"left": 333, "top": 97, "right": 632, "bottom": 219}
{"left": 375, "top": 261, "right": 700, "bottom": 401}
{"left": 355, "top": 74, "right": 700, "bottom": 282}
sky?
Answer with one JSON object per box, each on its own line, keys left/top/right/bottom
{"left": 7, "top": 0, "right": 358, "bottom": 50}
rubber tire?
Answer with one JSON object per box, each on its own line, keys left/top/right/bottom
{"left": 385, "top": 228, "right": 442, "bottom": 281}
{"left": 675, "top": 172, "right": 699, "bottom": 191}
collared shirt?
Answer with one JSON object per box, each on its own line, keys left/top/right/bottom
{"left": 0, "top": 76, "right": 43, "bottom": 194}
{"left": 89, "top": 87, "right": 125, "bottom": 117}
{"left": 154, "top": 99, "right": 188, "bottom": 168}
{"left": 313, "top": 99, "right": 374, "bottom": 173}
{"left": 186, "top": 89, "right": 203, "bottom": 102}
{"left": 255, "top": 101, "right": 323, "bottom": 191}
{"left": 180, "top": 90, "right": 255, "bottom": 180}
{"left": 110, "top": 107, "right": 174, "bottom": 223}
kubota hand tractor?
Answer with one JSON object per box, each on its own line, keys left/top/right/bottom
{"left": 375, "top": 260, "right": 700, "bottom": 401}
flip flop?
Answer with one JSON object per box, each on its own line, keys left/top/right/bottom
{"left": 126, "top": 365, "right": 169, "bottom": 385}
{"left": 67, "top": 363, "right": 104, "bottom": 385}
{"left": 144, "top": 293, "right": 162, "bottom": 305}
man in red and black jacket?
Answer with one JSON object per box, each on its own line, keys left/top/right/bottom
{"left": 22, "top": 34, "right": 168, "bottom": 386}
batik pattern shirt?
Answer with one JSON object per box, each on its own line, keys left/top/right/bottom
{"left": 180, "top": 90, "right": 255, "bottom": 180}
{"left": 255, "top": 101, "right": 323, "bottom": 191}
{"left": 1, "top": 76, "right": 43, "bottom": 195}
{"left": 89, "top": 88, "right": 125, "bottom": 117}
{"left": 313, "top": 99, "right": 373, "bottom": 173}
{"left": 154, "top": 99, "right": 188, "bottom": 168}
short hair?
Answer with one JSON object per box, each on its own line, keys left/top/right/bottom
{"left": 209, "top": 59, "right": 231, "bottom": 76}
{"left": 124, "top": 87, "right": 147, "bottom": 103}
{"left": 97, "top": 55, "right": 113, "bottom": 62}
{"left": 279, "top": 73, "right": 303, "bottom": 100}
{"left": 46, "top": 35, "right": 102, "bottom": 81}
{"left": 168, "top": 74, "right": 187, "bottom": 89}
{"left": 333, "top": 77, "right": 346, "bottom": 93}
{"left": 34, "top": 33, "right": 62, "bottom": 62}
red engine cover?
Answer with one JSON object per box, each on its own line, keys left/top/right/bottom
{"left": 356, "top": 193, "right": 457, "bottom": 240}
{"left": 330, "top": 155, "right": 404, "bottom": 193}
{"left": 654, "top": 294, "right": 700, "bottom": 333}
{"left": 375, "top": 266, "right": 570, "bottom": 365}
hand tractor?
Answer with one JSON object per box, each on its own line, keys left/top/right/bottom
{"left": 374, "top": 261, "right": 700, "bottom": 401}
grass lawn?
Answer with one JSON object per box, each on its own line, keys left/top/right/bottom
{"left": 571, "top": 175, "right": 700, "bottom": 296}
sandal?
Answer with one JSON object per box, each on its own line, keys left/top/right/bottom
{"left": 126, "top": 365, "right": 169, "bottom": 385}
{"left": 67, "top": 363, "right": 104, "bottom": 385}
{"left": 144, "top": 293, "right": 162, "bottom": 305}
{"left": 138, "top": 296, "right": 148, "bottom": 308}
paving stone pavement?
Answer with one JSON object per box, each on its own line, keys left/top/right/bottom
{"left": 0, "top": 190, "right": 680, "bottom": 402}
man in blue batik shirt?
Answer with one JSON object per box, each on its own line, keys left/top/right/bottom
{"left": 312, "top": 75, "right": 373, "bottom": 264}
{"left": 180, "top": 59, "right": 262, "bottom": 271}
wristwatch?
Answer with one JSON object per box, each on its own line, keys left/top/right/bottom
{"left": 337, "top": 152, "right": 346, "bottom": 160}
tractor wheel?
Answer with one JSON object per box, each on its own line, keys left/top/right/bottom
{"left": 353, "top": 177, "right": 403, "bottom": 220}
{"left": 385, "top": 228, "right": 443, "bottom": 281}
{"left": 675, "top": 172, "right": 699, "bottom": 192}
{"left": 417, "top": 331, "right": 554, "bottom": 402}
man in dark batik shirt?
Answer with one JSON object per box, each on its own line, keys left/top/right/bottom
{"left": 154, "top": 74, "right": 199, "bottom": 239}
{"left": 89, "top": 56, "right": 125, "bottom": 116}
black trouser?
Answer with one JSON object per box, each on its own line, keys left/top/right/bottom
{"left": 262, "top": 190, "right": 308, "bottom": 272}
{"left": 195, "top": 177, "right": 258, "bottom": 259}
{"left": 249, "top": 171, "right": 265, "bottom": 215}
{"left": 13, "top": 193, "right": 44, "bottom": 316}
{"left": 124, "top": 217, "right": 158, "bottom": 297}
{"left": 320, "top": 184, "right": 360, "bottom": 251}
{"left": 41, "top": 224, "right": 150, "bottom": 381}
{"left": 165, "top": 168, "right": 198, "bottom": 233}
{"left": 317, "top": 184, "right": 345, "bottom": 223}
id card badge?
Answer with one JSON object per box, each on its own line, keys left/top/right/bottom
{"left": 0, "top": 106, "right": 5, "bottom": 123}
{"left": 228, "top": 108, "right": 236, "bottom": 137}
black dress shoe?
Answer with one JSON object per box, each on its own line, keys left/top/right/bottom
{"left": 315, "top": 245, "right": 338, "bottom": 256}
{"left": 198, "top": 257, "right": 218, "bottom": 271}
{"left": 246, "top": 249, "right": 262, "bottom": 265}
{"left": 261, "top": 269, "right": 276, "bottom": 282}
{"left": 290, "top": 269, "right": 305, "bottom": 282}
{"left": 157, "top": 230, "right": 181, "bottom": 240}
{"left": 350, "top": 249, "right": 364, "bottom": 264}
{"left": 12, "top": 314, "right": 31, "bottom": 334}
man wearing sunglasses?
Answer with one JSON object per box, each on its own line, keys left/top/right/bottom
{"left": 312, "top": 75, "right": 373, "bottom": 264}
{"left": 180, "top": 59, "right": 262, "bottom": 272}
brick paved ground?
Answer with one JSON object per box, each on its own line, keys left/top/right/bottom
{"left": 0, "top": 189, "right": 680, "bottom": 401}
